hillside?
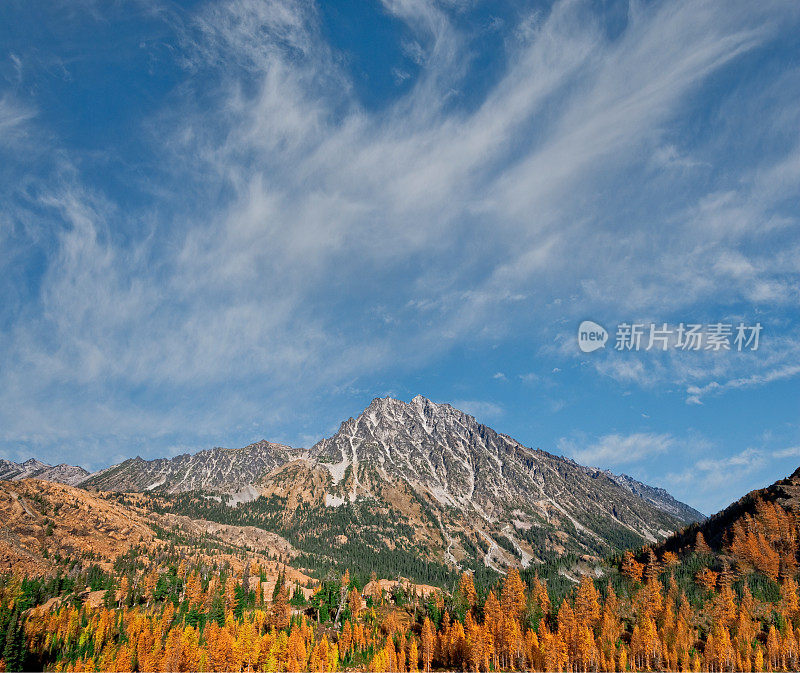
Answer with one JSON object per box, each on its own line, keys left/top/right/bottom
{"left": 0, "top": 480, "right": 313, "bottom": 593}
{"left": 0, "top": 479, "right": 155, "bottom": 576}
{"left": 0, "top": 472, "right": 797, "bottom": 673}
{"left": 113, "top": 396, "right": 702, "bottom": 583}
{"left": 654, "top": 467, "right": 800, "bottom": 579}
{"left": 0, "top": 436, "right": 795, "bottom": 673}
{"left": 593, "top": 468, "right": 705, "bottom": 523}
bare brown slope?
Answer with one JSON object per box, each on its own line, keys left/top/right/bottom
{"left": 0, "top": 479, "right": 157, "bottom": 575}
{"left": 0, "top": 480, "right": 314, "bottom": 588}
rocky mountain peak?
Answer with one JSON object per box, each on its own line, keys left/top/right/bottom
{"left": 22, "top": 458, "right": 45, "bottom": 468}
{"left": 36, "top": 395, "right": 707, "bottom": 573}
{"left": 354, "top": 395, "right": 480, "bottom": 439}
{"left": 0, "top": 458, "right": 89, "bottom": 486}
{"left": 362, "top": 395, "right": 436, "bottom": 420}
{"left": 83, "top": 440, "right": 295, "bottom": 495}
{"left": 297, "top": 396, "right": 705, "bottom": 570}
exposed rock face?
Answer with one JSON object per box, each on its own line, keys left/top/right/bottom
{"left": 0, "top": 458, "right": 90, "bottom": 486}
{"left": 82, "top": 440, "right": 296, "bottom": 494}
{"left": 71, "top": 395, "right": 703, "bottom": 571}
{"left": 300, "top": 395, "right": 701, "bottom": 568}
{"left": 594, "top": 469, "right": 705, "bottom": 523}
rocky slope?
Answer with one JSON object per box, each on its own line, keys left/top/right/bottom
{"left": 83, "top": 440, "right": 297, "bottom": 495}
{"left": 73, "top": 396, "right": 703, "bottom": 575}
{"left": 0, "top": 479, "right": 158, "bottom": 575}
{"left": 291, "top": 396, "right": 700, "bottom": 570}
{"left": 0, "top": 458, "right": 90, "bottom": 486}
{"left": 589, "top": 468, "right": 705, "bottom": 522}
{"left": 0, "top": 479, "right": 310, "bottom": 588}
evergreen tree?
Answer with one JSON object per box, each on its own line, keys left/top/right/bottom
{"left": 209, "top": 593, "right": 225, "bottom": 627}
{"left": 2, "top": 609, "right": 25, "bottom": 672}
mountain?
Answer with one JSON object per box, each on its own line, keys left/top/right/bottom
{"left": 0, "top": 458, "right": 90, "bottom": 486}
{"left": 83, "top": 440, "right": 297, "bottom": 496}
{"left": 590, "top": 468, "right": 705, "bottom": 523}
{"left": 656, "top": 466, "right": 800, "bottom": 572}
{"left": 310, "top": 397, "right": 703, "bottom": 528}
{"left": 104, "top": 396, "right": 701, "bottom": 581}
{"left": 293, "top": 395, "right": 700, "bottom": 569}
{"left": 71, "top": 396, "right": 702, "bottom": 579}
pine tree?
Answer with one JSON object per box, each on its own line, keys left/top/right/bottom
{"left": 622, "top": 550, "right": 644, "bottom": 583}
{"left": 696, "top": 567, "right": 718, "bottom": 593}
{"left": 409, "top": 638, "right": 419, "bottom": 672}
{"left": 2, "top": 609, "right": 24, "bottom": 673}
{"left": 501, "top": 568, "right": 527, "bottom": 622}
{"left": 272, "top": 583, "right": 291, "bottom": 630}
{"left": 180, "top": 625, "right": 201, "bottom": 672}
{"left": 695, "top": 531, "right": 712, "bottom": 555}
{"left": 458, "top": 572, "right": 477, "bottom": 609}
{"left": 484, "top": 590, "right": 502, "bottom": 641}
{"left": 347, "top": 586, "right": 361, "bottom": 620}
{"left": 421, "top": 617, "right": 435, "bottom": 672}
{"left": 574, "top": 574, "right": 601, "bottom": 626}
{"left": 209, "top": 593, "right": 225, "bottom": 627}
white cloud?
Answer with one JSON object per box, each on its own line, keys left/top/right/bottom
{"left": 657, "top": 442, "right": 800, "bottom": 515}
{"left": 695, "top": 447, "right": 766, "bottom": 473}
{"left": 451, "top": 400, "right": 504, "bottom": 421}
{"left": 1, "top": 0, "right": 799, "bottom": 465}
{"left": 686, "top": 362, "right": 800, "bottom": 404}
{"left": 773, "top": 446, "right": 800, "bottom": 459}
{"left": 559, "top": 432, "right": 675, "bottom": 467}
{"left": 664, "top": 446, "right": 768, "bottom": 502}
{"left": 0, "top": 94, "right": 35, "bottom": 144}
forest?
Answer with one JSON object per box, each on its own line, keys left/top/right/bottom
{"left": 0, "top": 494, "right": 797, "bottom": 671}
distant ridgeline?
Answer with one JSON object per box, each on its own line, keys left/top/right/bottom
{"left": 72, "top": 396, "right": 704, "bottom": 583}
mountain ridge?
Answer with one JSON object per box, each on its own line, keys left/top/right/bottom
{"left": 3, "top": 396, "right": 704, "bottom": 573}
{"left": 254, "top": 395, "right": 703, "bottom": 571}
{"left": 583, "top": 465, "right": 705, "bottom": 522}
{"left": 311, "top": 395, "right": 702, "bottom": 521}
{"left": 656, "top": 465, "right": 800, "bottom": 562}
{"left": 83, "top": 440, "right": 297, "bottom": 495}
{"left": 0, "top": 458, "right": 90, "bottom": 486}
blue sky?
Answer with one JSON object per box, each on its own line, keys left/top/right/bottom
{"left": 1, "top": 0, "right": 799, "bottom": 514}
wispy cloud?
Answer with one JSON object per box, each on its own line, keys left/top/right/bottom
{"left": 559, "top": 432, "right": 676, "bottom": 467}
{"left": 663, "top": 444, "right": 800, "bottom": 513}
{"left": 451, "top": 400, "right": 504, "bottom": 422}
{"left": 0, "top": 0, "right": 799, "bottom": 468}
{"left": 687, "top": 363, "right": 800, "bottom": 404}
{"left": 773, "top": 446, "right": 800, "bottom": 459}
{"left": 0, "top": 94, "right": 35, "bottom": 143}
